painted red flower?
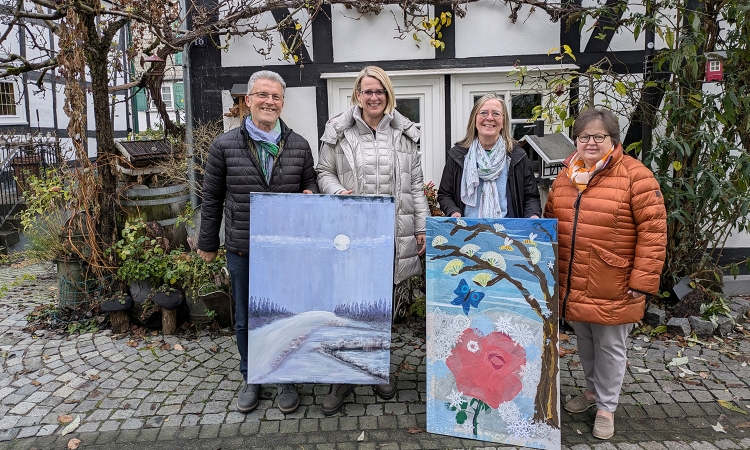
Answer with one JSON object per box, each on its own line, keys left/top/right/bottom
{"left": 446, "top": 328, "right": 526, "bottom": 409}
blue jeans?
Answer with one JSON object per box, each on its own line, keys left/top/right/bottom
{"left": 226, "top": 251, "right": 249, "bottom": 382}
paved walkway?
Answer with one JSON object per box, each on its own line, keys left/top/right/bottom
{"left": 1, "top": 263, "right": 750, "bottom": 449}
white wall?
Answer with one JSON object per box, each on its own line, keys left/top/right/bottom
{"left": 331, "top": 5, "right": 435, "bottom": 62}
{"left": 221, "top": 10, "right": 313, "bottom": 67}
{"left": 455, "top": 1, "right": 559, "bottom": 58}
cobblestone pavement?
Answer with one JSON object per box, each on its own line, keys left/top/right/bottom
{"left": 2, "top": 263, "right": 750, "bottom": 449}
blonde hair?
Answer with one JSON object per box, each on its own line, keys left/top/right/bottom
{"left": 351, "top": 66, "right": 396, "bottom": 115}
{"left": 456, "top": 93, "right": 516, "bottom": 151}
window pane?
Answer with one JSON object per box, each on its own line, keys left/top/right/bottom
{"left": 511, "top": 94, "right": 541, "bottom": 119}
{"left": 0, "top": 82, "right": 16, "bottom": 116}
{"left": 161, "top": 86, "right": 173, "bottom": 109}
{"left": 396, "top": 98, "right": 420, "bottom": 123}
{"left": 512, "top": 123, "right": 535, "bottom": 141}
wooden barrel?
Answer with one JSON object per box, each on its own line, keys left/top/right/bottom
{"left": 119, "top": 184, "right": 190, "bottom": 249}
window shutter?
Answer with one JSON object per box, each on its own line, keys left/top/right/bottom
{"left": 175, "top": 52, "right": 183, "bottom": 65}
{"left": 134, "top": 89, "right": 147, "bottom": 111}
{"left": 173, "top": 82, "right": 184, "bottom": 110}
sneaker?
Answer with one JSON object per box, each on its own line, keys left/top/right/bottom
{"left": 238, "top": 383, "right": 260, "bottom": 413}
{"left": 374, "top": 379, "right": 396, "bottom": 400}
{"left": 564, "top": 392, "right": 596, "bottom": 413}
{"left": 321, "top": 384, "right": 354, "bottom": 416}
{"left": 276, "top": 384, "right": 299, "bottom": 414}
{"left": 592, "top": 414, "right": 615, "bottom": 439}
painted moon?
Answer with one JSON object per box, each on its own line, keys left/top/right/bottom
{"left": 333, "top": 234, "right": 351, "bottom": 251}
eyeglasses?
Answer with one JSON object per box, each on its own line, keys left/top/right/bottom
{"left": 577, "top": 134, "right": 610, "bottom": 143}
{"left": 248, "top": 92, "right": 283, "bottom": 102}
{"left": 359, "top": 89, "right": 387, "bottom": 98}
{"left": 477, "top": 110, "right": 503, "bottom": 119}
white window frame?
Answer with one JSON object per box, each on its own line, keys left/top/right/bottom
{"left": 149, "top": 84, "right": 174, "bottom": 111}
{"left": 323, "top": 74, "right": 445, "bottom": 185}
{"left": 709, "top": 60, "right": 721, "bottom": 72}
{"left": 450, "top": 66, "right": 576, "bottom": 146}
{"left": 0, "top": 78, "right": 27, "bottom": 125}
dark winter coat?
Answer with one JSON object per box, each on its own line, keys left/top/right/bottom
{"left": 437, "top": 144, "right": 542, "bottom": 218}
{"left": 198, "top": 119, "right": 319, "bottom": 255}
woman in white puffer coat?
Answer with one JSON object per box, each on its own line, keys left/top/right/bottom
{"left": 316, "top": 65, "right": 429, "bottom": 415}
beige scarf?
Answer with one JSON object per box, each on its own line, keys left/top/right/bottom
{"left": 567, "top": 148, "right": 614, "bottom": 192}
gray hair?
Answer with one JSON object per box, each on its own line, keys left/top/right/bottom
{"left": 247, "top": 70, "right": 287, "bottom": 96}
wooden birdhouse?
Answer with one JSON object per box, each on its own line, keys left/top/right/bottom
{"left": 705, "top": 59, "right": 723, "bottom": 82}
{"left": 519, "top": 128, "right": 574, "bottom": 181}
{"left": 226, "top": 83, "right": 249, "bottom": 118}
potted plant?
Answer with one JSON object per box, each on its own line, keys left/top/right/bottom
{"left": 164, "top": 249, "right": 231, "bottom": 326}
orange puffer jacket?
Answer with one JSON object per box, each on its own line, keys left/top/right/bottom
{"left": 544, "top": 145, "right": 667, "bottom": 325}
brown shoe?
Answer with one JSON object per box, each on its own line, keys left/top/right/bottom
{"left": 592, "top": 414, "right": 614, "bottom": 439}
{"left": 564, "top": 392, "right": 596, "bottom": 413}
{"left": 374, "top": 379, "right": 396, "bottom": 400}
{"left": 321, "top": 384, "right": 354, "bottom": 416}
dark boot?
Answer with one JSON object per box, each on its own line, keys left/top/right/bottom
{"left": 321, "top": 384, "right": 354, "bottom": 416}
{"left": 374, "top": 379, "right": 396, "bottom": 400}
{"left": 276, "top": 384, "right": 300, "bottom": 414}
{"left": 238, "top": 383, "right": 260, "bottom": 413}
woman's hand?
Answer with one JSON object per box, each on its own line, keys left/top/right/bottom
{"left": 416, "top": 233, "right": 426, "bottom": 256}
{"left": 627, "top": 289, "right": 645, "bottom": 298}
{"left": 337, "top": 189, "right": 353, "bottom": 195}
{"left": 302, "top": 190, "right": 314, "bottom": 194}
{"left": 451, "top": 212, "right": 462, "bottom": 218}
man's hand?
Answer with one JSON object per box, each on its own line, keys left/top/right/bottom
{"left": 451, "top": 212, "right": 462, "bottom": 218}
{"left": 197, "top": 249, "right": 218, "bottom": 262}
{"left": 416, "top": 233, "right": 426, "bottom": 256}
{"left": 338, "top": 189, "right": 353, "bottom": 195}
{"left": 302, "top": 190, "right": 313, "bottom": 194}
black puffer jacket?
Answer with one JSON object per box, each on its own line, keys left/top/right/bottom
{"left": 198, "top": 119, "right": 319, "bottom": 255}
{"left": 437, "top": 144, "right": 541, "bottom": 218}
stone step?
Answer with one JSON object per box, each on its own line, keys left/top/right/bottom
{"left": 0, "top": 229, "right": 20, "bottom": 254}
{"left": 1, "top": 215, "right": 22, "bottom": 231}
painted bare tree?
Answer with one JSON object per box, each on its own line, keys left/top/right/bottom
{"left": 431, "top": 219, "right": 559, "bottom": 427}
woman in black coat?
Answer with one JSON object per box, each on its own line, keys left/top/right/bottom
{"left": 438, "top": 93, "right": 541, "bottom": 218}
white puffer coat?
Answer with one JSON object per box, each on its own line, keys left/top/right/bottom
{"left": 317, "top": 105, "right": 429, "bottom": 284}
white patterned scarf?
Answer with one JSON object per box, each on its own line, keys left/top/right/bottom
{"left": 460, "top": 137, "right": 509, "bottom": 218}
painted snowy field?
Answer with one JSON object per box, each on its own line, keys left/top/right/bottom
{"left": 246, "top": 310, "right": 391, "bottom": 384}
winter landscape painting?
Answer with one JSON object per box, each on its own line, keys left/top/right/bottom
{"left": 425, "top": 217, "right": 560, "bottom": 449}
{"left": 246, "top": 193, "right": 395, "bottom": 385}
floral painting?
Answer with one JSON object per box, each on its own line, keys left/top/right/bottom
{"left": 246, "top": 193, "right": 395, "bottom": 384}
{"left": 426, "top": 217, "right": 560, "bottom": 449}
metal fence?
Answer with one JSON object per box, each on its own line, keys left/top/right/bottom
{"left": 0, "top": 135, "right": 63, "bottom": 227}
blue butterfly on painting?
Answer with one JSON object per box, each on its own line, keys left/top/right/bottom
{"left": 451, "top": 279, "right": 485, "bottom": 315}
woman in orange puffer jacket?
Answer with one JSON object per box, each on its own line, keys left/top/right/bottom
{"left": 544, "top": 107, "right": 667, "bottom": 440}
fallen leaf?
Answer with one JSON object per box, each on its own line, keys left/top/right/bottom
{"left": 668, "top": 356, "right": 689, "bottom": 366}
{"left": 576, "top": 429, "right": 582, "bottom": 434}
{"left": 679, "top": 367, "right": 697, "bottom": 375}
{"left": 67, "top": 438, "right": 81, "bottom": 450}
{"left": 126, "top": 340, "right": 138, "bottom": 348}
{"left": 160, "top": 343, "right": 172, "bottom": 351}
{"left": 58, "top": 415, "right": 73, "bottom": 424}
{"left": 718, "top": 399, "right": 748, "bottom": 415}
{"left": 357, "top": 431, "right": 365, "bottom": 441}
{"left": 31, "top": 380, "right": 41, "bottom": 386}
{"left": 407, "top": 427, "right": 422, "bottom": 434}
{"left": 736, "top": 422, "right": 750, "bottom": 428}
{"left": 635, "top": 367, "right": 651, "bottom": 373}
{"left": 88, "top": 374, "right": 100, "bottom": 381}
{"left": 173, "top": 344, "right": 184, "bottom": 351}
{"left": 210, "top": 347, "right": 219, "bottom": 353}
{"left": 699, "top": 372, "right": 710, "bottom": 379}
{"left": 60, "top": 415, "right": 81, "bottom": 435}
{"left": 712, "top": 422, "right": 726, "bottom": 433}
